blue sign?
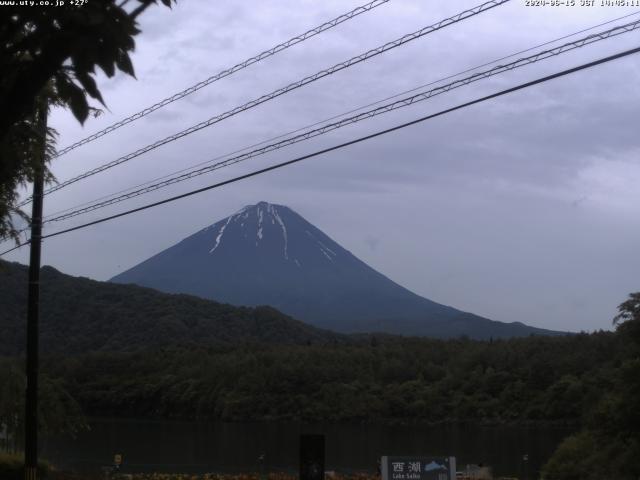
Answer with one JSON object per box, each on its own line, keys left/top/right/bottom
{"left": 381, "top": 456, "right": 456, "bottom": 480}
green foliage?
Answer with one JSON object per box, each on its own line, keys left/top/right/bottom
{"left": 541, "top": 431, "right": 599, "bottom": 480}
{"left": 0, "top": 453, "right": 48, "bottom": 480}
{"left": 614, "top": 292, "right": 640, "bottom": 347}
{"left": 0, "top": 97, "right": 54, "bottom": 242}
{"left": 38, "top": 376, "right": 88, "bottom": 438}
{"left": 542, "top": 292, "right": 640, "bottom": 480}
{"left": 0, "top": 0, "right": 175, "bottom": 239}
{"left": 11, "top": 329, "right": 620, "bottom": 426}
{"left": 0, "top": 261, "right": 345, "bottom": 355}
{"left": 542, "top": 431, "right": 640, "bottom": 480}
{"left": 3, "top": 252, "right": 639, "bottom": 477}
{"left": 0, "top": 0, "right": 175, "bottom": 129}
{"left": 0, "top": 358, "right": 87, "bottom": 453}
{"left": 0, "top": 361, "right": 23, "bottom": 453}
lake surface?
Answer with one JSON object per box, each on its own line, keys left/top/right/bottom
{"left": 42, "top": 419, "right": 572, "bottom": 479}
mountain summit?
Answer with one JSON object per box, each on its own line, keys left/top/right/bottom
{"left": 111, "top": 201, "right": 557, "bottom": 338}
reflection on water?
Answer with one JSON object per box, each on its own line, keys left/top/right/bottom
{"left": 42, "top": 418, "right": 572, "bottom": 479}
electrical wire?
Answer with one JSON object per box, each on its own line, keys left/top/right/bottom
{"left": 18, "top": 0, "right": 510, "bottom": 207}
{"left": 3, "top": 44, "right": 639, "bottom": 256}
{"left": 53, "top": 0, "right": 392, "bottom": 158}
{"left": 40, "top": 18, "right": 640, "bottom": 225}
{"left": 41, "top": 9, "right": 640, "bottom": 222}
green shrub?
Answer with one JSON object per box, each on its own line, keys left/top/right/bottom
{"left": 0, "top": 452, "right": 49, "bottom": 480}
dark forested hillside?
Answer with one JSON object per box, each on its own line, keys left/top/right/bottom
{"left": 37, "top": 330, "right": 623, "bottom": 425}
{"left": 0, "top": 261, "right": 346, "bottom": 355}
{"left": 2, "top": 272, "right": 637, "bottom": 478}
{"left": 542, "top": 292, "right": 640, "bottom": 480}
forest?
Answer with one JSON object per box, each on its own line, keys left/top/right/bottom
{"left": 0, "top": 317, "right": 632, "bottom": 426}
{"left": 26, "top": 331, "right": 623, "bottom": 425}
{"left": 1, "top": 322, "right": 638, "bottom": 478}
{"left": 0, "top": 260, "right": 346, "bottom": 356}
{"left": 1, "top": 260, "right": 638, "bottom": 478}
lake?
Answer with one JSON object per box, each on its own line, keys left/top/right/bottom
{"left": 42, "top": 419, "right": 573, "bottom": 479}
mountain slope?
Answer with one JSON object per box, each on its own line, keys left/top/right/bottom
{"left": 0, "top": 260, "right": 346, "bottom": 355}
{"left": 111, "top": 202, "right": 559, "bottom": 339}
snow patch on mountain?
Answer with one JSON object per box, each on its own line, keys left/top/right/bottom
{"left": 205, "top": 203, "right": 336, "bottom": 262}
{"left": 209, "top": 217, "right": 232, "bottom": 253}
{"left": 305, "top": 229, "right": 336, "bottom": 262}
{"left": 111, "top": 200, "right": 558, "bottom": 339}
{"left": 269, "top": 204, "right": 289, "bottom": 260}
{"left": 317, "top": 240, "right": 336, "bottom": 257}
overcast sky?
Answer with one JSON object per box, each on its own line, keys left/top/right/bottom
{"left": 4, "top": 0, "right": 640, "bottom": 332}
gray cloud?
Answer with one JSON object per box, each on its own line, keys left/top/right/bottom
{"left": 4, "top": 0, "right": 640, "bottom": 332}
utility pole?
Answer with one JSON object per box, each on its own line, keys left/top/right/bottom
{"left": 24, "top": 99, "right": 47, "bottom": 480}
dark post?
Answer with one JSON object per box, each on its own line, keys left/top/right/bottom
{"left": 24, "top": 101, "right": 47, "bottom": 480}
{"left": 300, "top": 434, "right": 325, "bottom": 480}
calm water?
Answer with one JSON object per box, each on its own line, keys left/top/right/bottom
{"left": 42, "top": 419, "right": 572, "bottom": 479}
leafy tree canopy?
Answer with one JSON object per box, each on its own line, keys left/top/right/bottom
{"left": 614, "top": 291, "right": 640, "bottom": 345}
{"left": 0, "top": 0, "right": 175, "bottom": 240}
{"left": 543, "top": 292, "right": 640, "bottom": 480}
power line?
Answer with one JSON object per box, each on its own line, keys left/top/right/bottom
{"left": 41, "top": 9, "right": 640, "bottom": 223}
{"left": 1, "top": 242, "right": 25, "bottom": 256}
{"left": 18, "top": 0, "right": 510, "bottom": 207}
{"left": 40, "top": 18, "right": 640, "bottom": 225}
{"left": 3, "top": 44, "right": 638, "bottom": 256}
{"left": 53, "top": 0, "right": 392, "bottom": 159}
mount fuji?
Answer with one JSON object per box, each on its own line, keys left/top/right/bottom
{"left": 111, "top": 201, "right": 558, "bottom": 338}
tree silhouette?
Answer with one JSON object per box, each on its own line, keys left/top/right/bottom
{"left": 0, "top": 0, "right": 175, "bottom": 239}
{"left": 614, "top": 292, "right": 640, "bottom": 345}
